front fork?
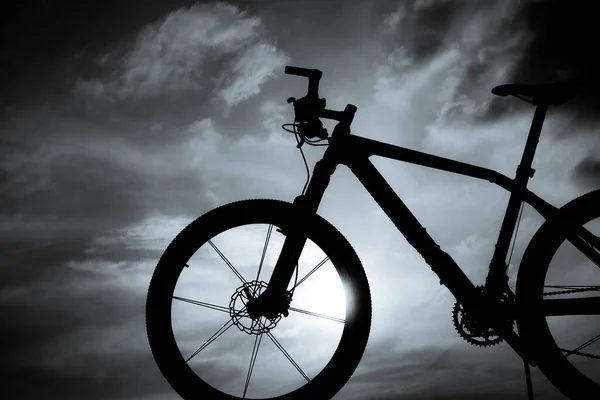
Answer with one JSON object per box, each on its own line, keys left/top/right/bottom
{"left": 246, "top": 146, "right": 340, "bottom": 318}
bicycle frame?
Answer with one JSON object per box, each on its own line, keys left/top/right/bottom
{"left": 261, "top": 103, "right": 599, "bottom": 360}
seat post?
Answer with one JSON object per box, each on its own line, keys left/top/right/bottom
{"left": 487, "top": 103, "right": 548, "bottom": 286}
{"left": 517, "top": 103, "right": 548, "bottom": 179}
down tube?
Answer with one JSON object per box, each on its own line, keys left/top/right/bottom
{"left": 347, "top": 158, "right": 479, "bottom": 306}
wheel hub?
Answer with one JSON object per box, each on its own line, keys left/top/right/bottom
{"left": 229, "top": 280, "right": 292, "bottom": 335}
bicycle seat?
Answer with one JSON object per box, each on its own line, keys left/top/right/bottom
{"left": 491, "top": 78, "right": 581, "bottom": 106}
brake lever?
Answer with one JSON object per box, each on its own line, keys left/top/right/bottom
{"left": 286, "top": 96, "right": 328, "bottom": 139}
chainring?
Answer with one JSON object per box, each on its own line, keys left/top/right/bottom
{"left": 452, "top": 285, "right": 515, "bottom": 347}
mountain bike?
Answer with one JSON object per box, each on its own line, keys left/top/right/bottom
{"left": 146, "top": 66, "right": 600, "bottom": 399}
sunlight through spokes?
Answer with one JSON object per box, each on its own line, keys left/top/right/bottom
{"left": 292, "top": 242, "right": 346, "bottom": 322}
{"left": 172, "top": 224, "right": 345, "bottom": 398}
{"left": 290, "top": 307, "right": 346, "bottom": 323}
{"left": 293, "top": 256, "right": 329, "bottom": 289}
{"left": 185, "top": 307, "right": 248, "bottom": 363}
{"left": 173, "top": 295, "right": 231, "bottom": 314}
{"left": 255, "top": 224, "right": 273, "bottom": 285}
{"left": 185, "top": 318, "right": 235, "bottom": 363}
{"left": 243, "top": 330, "right": 264, "bottom": 398}
{"left": 208, "top": 239, "right": 247, "bottom": 283}
{"left": 289, "top": 307, "right": 345, "bottom": 323}
{"left": 256, "top": 318, "right": 310, "bottom": 382}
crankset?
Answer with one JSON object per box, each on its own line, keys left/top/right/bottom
{"left": 452, "top": 285, "right": 515, "bottom": 347}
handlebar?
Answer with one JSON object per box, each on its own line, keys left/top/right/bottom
{"left": 284, "top": 66, "right": 323, "bottom": 98}
{"left": 322, "top": 106, "right": 357, "bottom": 124}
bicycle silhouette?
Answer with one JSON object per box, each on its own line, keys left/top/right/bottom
{"left": 146, "top": 66, "right": 600, "bottom": 399}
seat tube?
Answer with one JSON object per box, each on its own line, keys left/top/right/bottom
{"left": 487, "top": 103, "right": 548, "bottom": 285}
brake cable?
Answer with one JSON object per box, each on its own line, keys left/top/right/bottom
{"left": 281, "top": 119, "right": 328, "bottom": 196}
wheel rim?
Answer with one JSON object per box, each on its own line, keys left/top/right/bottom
{"left": 147, "top": 205, "right": 370, "bottom": 400}
{"left": 519, "top": 197, "right": 600, "bottom": 396}
{"left": 540, "top": 215, "right": 600, "bottom": 386}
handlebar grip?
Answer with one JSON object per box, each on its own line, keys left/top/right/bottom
{"left": 285, "top": 66, "right": 323, "bottom": 98}
{"left": 343, "top": 104, "right": 357, "bottom": 125}
{"left": 284, "top": 66, "right": 323, "bottom": 80}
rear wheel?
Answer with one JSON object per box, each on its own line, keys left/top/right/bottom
{"left": 146, "top": 199, "right": 372, "bottom": 399}
{"left": 517, "top": 189, "right": 600, "bottom": 399}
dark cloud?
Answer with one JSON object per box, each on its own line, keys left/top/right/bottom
{"left": 2, "top": 356, "right": 176, "bottom": 400}
{"left": 502, "top": 0, "right": 600, "bottom": 184}
{"left": 488, "top": 0, "right": 600, "bottom": 122}
{"left": 376, "top": 1, "right": 600, "bottom": 123}
{"left": 510, "top": 0, "right": 599, "bottom": 82}
{"left": 0, "top": 268, "right": 156, "bottom": 398}
{"left": 1, "top": 0, "right": 213, "bottom": 111}
{"left": 572, "top": 157, "right": 600, "bottom": 188}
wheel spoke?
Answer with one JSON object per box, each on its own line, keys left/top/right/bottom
{"left": 243, "top": 323, "right": 264, "bottom": 398}
{"left": 573, "top": 332, "right": 600, "bottom": 353}
{"left": 185, "top": 308, "right": 246, "bottom": 363}
{"left": 289, "top": 307, "right": 345, "bottom": 323}
{"left": 255, "top": 225, "right": 273, "bottom": 295}
{"left": 208, "top": 240, "right": 247, "bottom": 284}
{"left": 563, "top": 332, "right": 600, "bottom": 359}
{"left": 173, "top": 296, "right": 234, "bottom": 314}
{"left": 255, "top": 320, "right": 310, "bottom": 382}
{"left": 267, "top": 331, "right": 310, "bottom": 382}
{"left": 542, "top": 296, "right": 600, "bottom": 316}
{"left": 293, "top": 256, "right": 329, "bottom": 289}
{"left": 570, "top": 230, "right": 600, "bottom": 269}
{"left": 185, "top": 319, "right": 234, "bottom": 362}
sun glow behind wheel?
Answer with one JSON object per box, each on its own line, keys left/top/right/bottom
{"left": 291, "top": 239, "right": 346, "bottom": 323}
{"left": 169, "top": 223, "right": 348, "bottom": 398}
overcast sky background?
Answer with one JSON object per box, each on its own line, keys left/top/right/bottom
{"left": 2, "top": 0, "right": 600, "bottom": 399}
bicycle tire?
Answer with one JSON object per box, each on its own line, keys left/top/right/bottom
{"left": 146, "top": 199, "right": 372, "bottom": 400}
{"left": 517, "top": 189, "right": 600, "bottom": 399}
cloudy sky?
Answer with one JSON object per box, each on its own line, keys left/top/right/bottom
{"left": 2, "top": 0, "right": 600, "bottom": 399}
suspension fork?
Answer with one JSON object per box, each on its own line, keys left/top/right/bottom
{"left": 253, "top": 146, "right": 340, "bottom": 306}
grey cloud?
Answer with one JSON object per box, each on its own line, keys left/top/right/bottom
{"left": 76, "top": 2, "right": 289, "bottom": 111}
{"left": 380, "top": 0, "right": 472, "bottom": 63}
{"left": 380, "top": 0, "right": 529, "bottom": 123}
{"left": 343, "top": 338, "right": 564, "bottom": 399}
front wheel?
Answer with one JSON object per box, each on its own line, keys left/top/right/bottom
{"left": 517, "top": 189, "right": 600, "bottom": 399}
{"left": 146, "top": 199, "right": 372, "bottom": 399}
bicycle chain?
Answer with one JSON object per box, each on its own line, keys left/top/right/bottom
{"left": 560, "top": 348, "right": 600, "bottom": 360}
{"left": 543, "top": 287, "right": 600, "bottom": 296}
{"left": 544, "top": 288, "right": 600, "bottom": 361}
